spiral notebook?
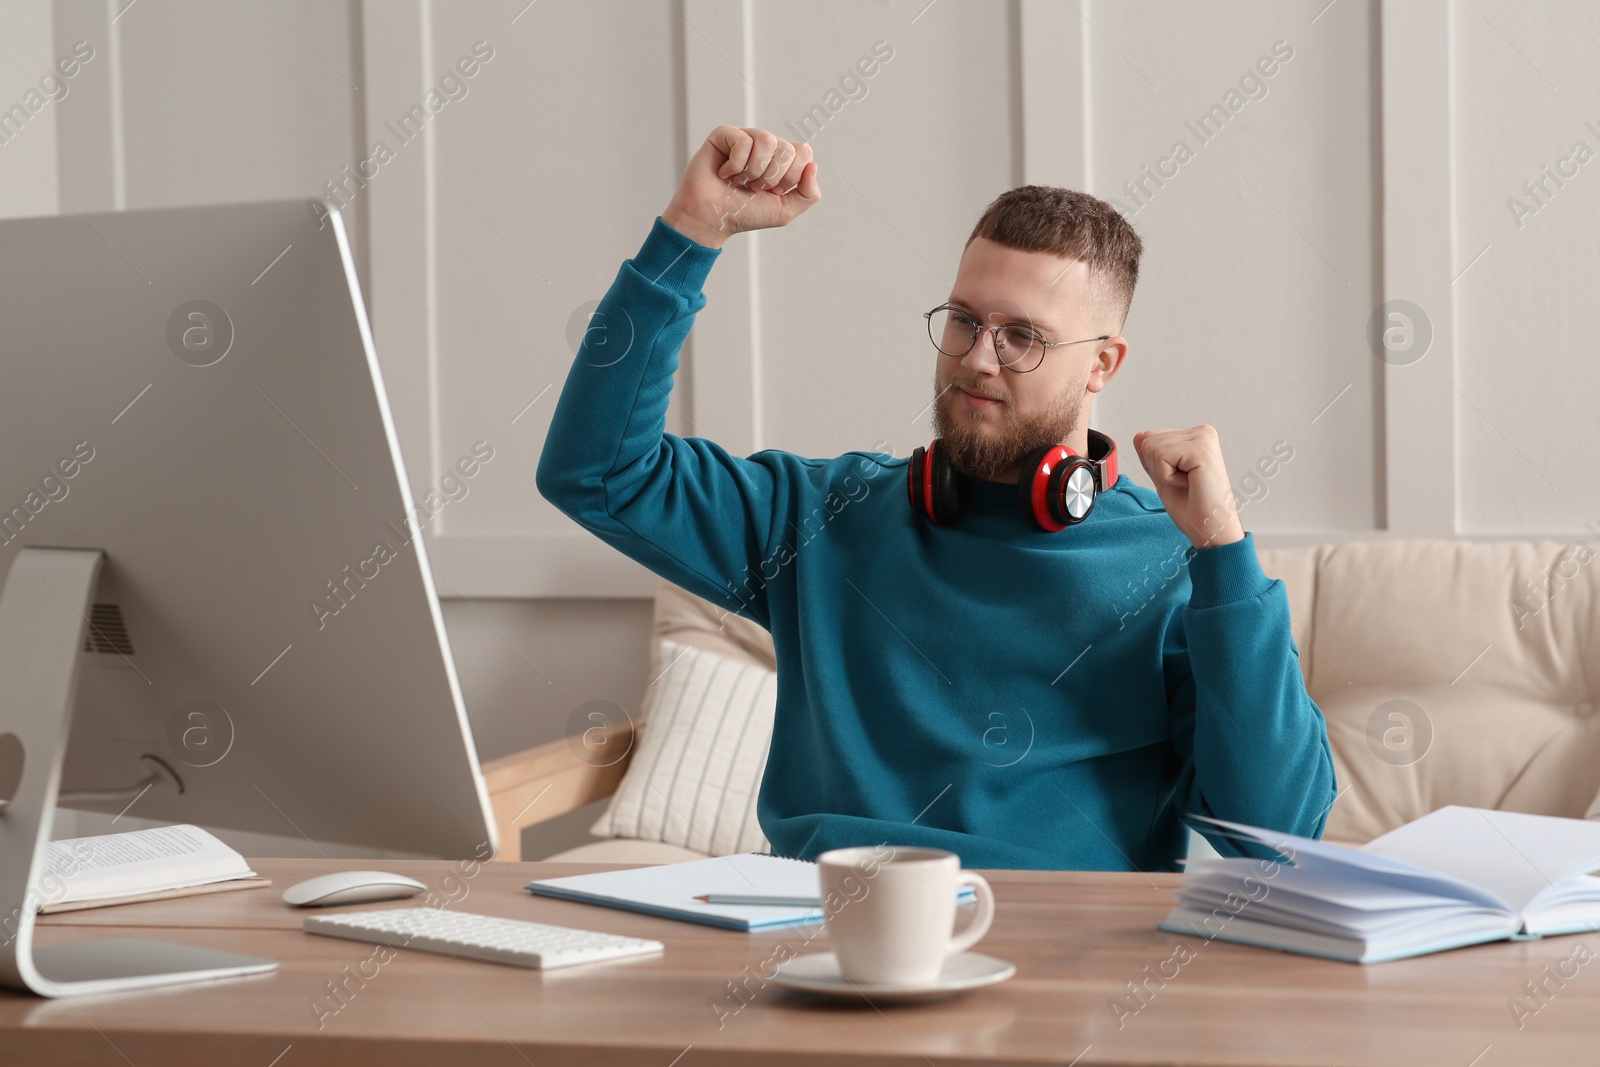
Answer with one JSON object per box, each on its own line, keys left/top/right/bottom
{"left": 526, "top": 853, "right": 828, "bottom": 930}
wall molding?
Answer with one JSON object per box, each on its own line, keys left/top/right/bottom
{"left": 361, "top": 0, "right": 437, "bottom": 539}
{"left": 1378, "top": 0, "right": 1458, "bottom": 536}
{"left": 682, "top": 0, "right": 761, "bottom": 455}
{"left": 360, "top": 0, "right": 761, "bottom": 599}
{"left": 1017, "top": 0, "right": 1088, "bottom": 193}
{"left": 429, "top": 534, "right": 660, "bottom": 599}
{"left": 51, "top": 0, "right": 117, "bottom": 214}
{"left": 1254, "top": 529, "right": 1590, "bottom": 549}
{"left": 433, "top": 527, "right": 1598, "bottom": 601}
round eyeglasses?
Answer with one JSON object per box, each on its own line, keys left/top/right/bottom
{"left": 924, "top": 304, "right": 1110, "bottom": 373}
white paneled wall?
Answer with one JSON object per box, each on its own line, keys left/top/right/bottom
{"left": 2, "top": 0, "right": 1596, "bottom": 856}
{"left": 1089, "top": 2, "right": 1380, "bottom": 534}
{"left": 1452, "top": 0, "right": 1600, "bottom": 533}
{"left": 369, "top": 0, "right": 1600, "bottom": 597}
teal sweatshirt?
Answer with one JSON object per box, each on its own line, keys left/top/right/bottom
{"left": 536, "top": 217, "right": 1337, "bottom": 870}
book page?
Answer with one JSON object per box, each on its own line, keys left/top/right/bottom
{"left": 1363, "top": 806, "right": 1600, "bottom": 914}
{"left": 1190, "top": 815, "right": 1507, "bottom": 907}
{"left": 41, "top": 825, "right": 253, "bottom": 904}
{"left": 1184, "top": 859, "right": 1484, "bottom": 913}
{"left": 1190, "top": 819, "right": 1510, "bottom": 902}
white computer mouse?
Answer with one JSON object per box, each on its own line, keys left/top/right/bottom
{"left": 282, "top": 870, "right": 428, "bottom": 908}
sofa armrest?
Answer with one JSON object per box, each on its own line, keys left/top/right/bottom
{"left": 479, "top": 722, "right": 635, "bottom": 861}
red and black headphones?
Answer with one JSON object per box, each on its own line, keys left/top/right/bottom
{"left": 907, "top": 430, "right": 1119, "bottom": 531}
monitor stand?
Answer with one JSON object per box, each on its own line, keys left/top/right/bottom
{"left": 0, "top": 548, "right": 278, "bottom": 997}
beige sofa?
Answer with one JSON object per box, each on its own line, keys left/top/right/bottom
{"left": 480, "top": 538, "right": 1600, "bottom": 863}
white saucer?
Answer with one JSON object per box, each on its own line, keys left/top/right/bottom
{"left": 771, "top": 951, "right": 1015, "bottom": 1002}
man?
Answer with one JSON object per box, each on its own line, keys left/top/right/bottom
{"left": 537, "top": 125, "right": 1335, "bottom": 870}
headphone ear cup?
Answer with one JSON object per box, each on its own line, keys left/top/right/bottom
{"left": 927, "top": 440, "right": 962, "bottom": 524}
{"left": 1047, "top": 456, "right": 1098, "bottom": 526}
{"left": 907, "top": 445, "right": 928, "bottom": 518}
{"left": 1017, "top": 445, "right": 1063, "bottom": 530}
{"left": 908, "top": 442, "right": 963, "bottom": 524}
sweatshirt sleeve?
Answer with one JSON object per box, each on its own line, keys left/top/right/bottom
{"left": 1162, "top": 532, "right": 1338, "bottom": 857}
{"left": 534, "top": 217, "right": 786, "bottom": 627}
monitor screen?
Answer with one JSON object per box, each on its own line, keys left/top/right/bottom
{"left": 0, "top": 198, "right": 496, "bottom": 859}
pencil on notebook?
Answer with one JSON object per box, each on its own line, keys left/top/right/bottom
{"left": 693, "top": 893, "right": 822, "bottom": 907}
{"left": 695, "top": 885, "right": 979, "bottom": 906}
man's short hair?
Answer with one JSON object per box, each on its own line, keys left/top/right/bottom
{"left": 966, "top": 186, "right": 1143, "bottom": 330}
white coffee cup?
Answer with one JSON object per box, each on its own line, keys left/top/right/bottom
{"left": 816, "top": 845, "right": 995, "bottom": 986}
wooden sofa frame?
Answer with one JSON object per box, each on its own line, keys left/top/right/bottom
{"left": 480, "top": 722, "right": 637, "bottom": 861}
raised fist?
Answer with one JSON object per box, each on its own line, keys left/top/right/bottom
{"left": 660, "top": 125, "right": 821, "bottom": 249}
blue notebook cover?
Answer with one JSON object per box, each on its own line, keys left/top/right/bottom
{"left": 526, "top": 853, "right": 828, "bottom": 931}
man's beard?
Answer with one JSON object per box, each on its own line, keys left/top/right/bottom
{"left": 930, "top": 374, "right": 1084, "bottom": 482}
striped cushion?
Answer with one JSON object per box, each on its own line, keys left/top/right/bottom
{"left": 589, "top": 640, "right": 775, "bottom": 855}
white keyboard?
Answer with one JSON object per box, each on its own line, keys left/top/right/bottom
{"left": 304, "top": 907, "right": 664, "bottom": 970}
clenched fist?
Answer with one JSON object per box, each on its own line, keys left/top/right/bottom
{"left": 1131, "top": 425, "right": 1246, "bottom": 549}
{"left": 661, "top": 126, "right": 822, "bottom": 249}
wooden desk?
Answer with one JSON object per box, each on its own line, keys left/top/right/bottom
{"left": 4, "top": 859, "right": 1597, "bottom": 1066}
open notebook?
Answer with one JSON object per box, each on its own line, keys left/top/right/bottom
{"left": 527, "top": 852, "right": 976, "bottom": 931}
{"left": 1160, "top": 806, "right": 1600, "bottom": 963}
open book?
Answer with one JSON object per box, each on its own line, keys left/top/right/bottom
{"left": 37, "top": 824, "right": 267, "bottom": 914}
{"left": 1159, "top": 806, "right": 1600, "bottom": 963}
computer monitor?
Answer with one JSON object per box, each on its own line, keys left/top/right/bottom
{"left": 0, "top": 198, "right": 497, "bottom": 996}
